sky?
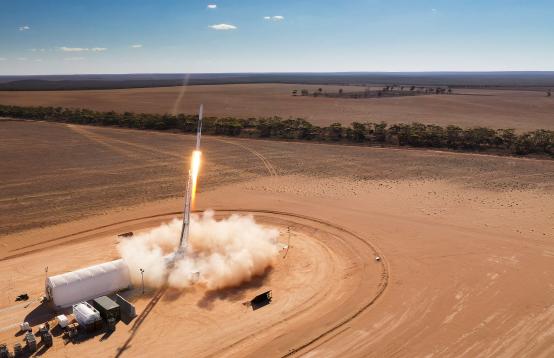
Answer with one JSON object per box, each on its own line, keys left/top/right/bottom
{"left": 1, "top": 0, "right": 553, "bottom": 75}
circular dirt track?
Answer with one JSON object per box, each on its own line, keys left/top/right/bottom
{"left": 0, "top": 209, "right": 388, "bottom": 357}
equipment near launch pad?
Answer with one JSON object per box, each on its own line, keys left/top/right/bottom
{"left": 56, "top": 314, "right": 69, "bottom": 328}
{"left": 115, "top": 294, "right": 136, "bottom": 319}
{"left": 92, "top": 296, "right": 120, "bottom": 322}
{"left": 73, "top": 302, "right": 102, "bottom": 333}
{"left": 25, "top": 331, "right": 37, "bottom": 353}
{"left": 249, "top": 290, "right": 272, "bottom": 310}
{"left": 45, "top": 259, "right": 131, "bottom": 308}
{"left": 12, "top": 343, "right": 22, "bottom": 357}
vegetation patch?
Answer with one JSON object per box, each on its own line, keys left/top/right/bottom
{"left": 1, "top": 104, "right": 552, "bottom": 158}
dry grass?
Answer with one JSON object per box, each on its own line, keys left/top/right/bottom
{"left": 1, "top": 120, "right": 553, "bottom": 236}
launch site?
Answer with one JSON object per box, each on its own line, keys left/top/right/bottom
{"left": 1, "top": 1, "right": 553, "bottom": 358}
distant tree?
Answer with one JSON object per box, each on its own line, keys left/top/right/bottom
{"left": 318, "top": 88, "right": 323, "bottom": 93}
{"left": 338, "top": 88, "right": 343, "bottom": 96}
{"left": 327, "top": 122, "right": 343, "bottom": 141}
{"left": 351, "top": 122, "right": 366, "bottom": 142}
{"left": 548, "top": 89, "right": 552, "bottom": 97}
{"left": 301, "top": 89, "right": 309, "bottom": 96}
{"left": 410, "top": 86, "right": 416, "bottom": 91}
{"left": 292, "top": 90, "right": 298, "bottom": 96}
{"left": 497, "top": 128, "right": 517, "bottom": 150}
{"left": 447, "top": 87, "right": 453, "bottom": 94}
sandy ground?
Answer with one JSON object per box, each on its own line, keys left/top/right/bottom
{"left": 0, "top": 121, "right": 553, "bottom": 357}
{"left": 1, "top": 84, "right": 554, "bottom": 131}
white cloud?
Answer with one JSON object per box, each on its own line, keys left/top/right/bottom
{"left": 34, "top": 59, "right": 43, "bottom": 62}
{"left": 207, "top": 4, "right": 217, "bottom": 9}
{"left": 209, "top": 23, "right": 237, "bottom": 30}
{"left": 0, "top": 58, "right": 6, "bottom": 61}
{"left": 60, "top": 47, "right": 107, "bottom": 52}
{"left": 431, "top": 8, "right": 438, "bottom": 14}
{"left": 264, "top": 15, "right": 284, "bottom": 21}
{"left": 64, "top": 57, "right": 85, "bottom": 61}
{"left": 19, "top": 25, "right": 30, "bottom": 31}
{"left": 17, "top": 57, "right": 28, "bottom": 61}
{"left": 60, "top": 47, "right": 88, "bottom": 52}
{"left": 131, "top": 44, "right": 143, "bottom": 48}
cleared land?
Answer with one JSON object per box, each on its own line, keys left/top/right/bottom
{"left": 1, "top": 84, "right": 553, "bottom": 131}
{"left": 0, "top": 121, "right": 553, "bottom": 357}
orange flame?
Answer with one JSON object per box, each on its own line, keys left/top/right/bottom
{"left": 191, "top": 150, "right": 202, "bottom": 207}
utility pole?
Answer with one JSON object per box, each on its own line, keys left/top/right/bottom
{"left": 139, "top": 268, "right": 145, "bottom": 294}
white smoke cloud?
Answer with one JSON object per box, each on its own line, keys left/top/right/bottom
{"left": 118, "top": 210, "right": 280, "bottom": 291}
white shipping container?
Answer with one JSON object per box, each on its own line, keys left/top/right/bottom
{"left": 45, "top": 259, "right": 131, "bottom": 308}
{"left": 72, "top": 302, "right": 100, "bottom": 326}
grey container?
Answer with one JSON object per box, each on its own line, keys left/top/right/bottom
{"left": 92, "top": 296, "right": 120, "bottom": 321}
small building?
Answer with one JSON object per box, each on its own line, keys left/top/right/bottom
{"left": 73, "top": 302, "right": 102, "bottom": 333}
{"left": 92, "top": 296, "right": 120, "bottom": 321}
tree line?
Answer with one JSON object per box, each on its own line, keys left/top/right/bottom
{"left": 292, "top": 85, "right": 452, "bottom": 99}
{"left": 0, "top": 104, "right": 552, "bottom": 158}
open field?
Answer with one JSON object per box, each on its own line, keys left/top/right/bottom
{"left": 1, "top": 84, "right": 553, "bottom": 131}
{"left": 1, "top": 121, "right": 553, "bottom": 357}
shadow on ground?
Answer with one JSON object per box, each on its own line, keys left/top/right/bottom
{"left": 196, "top": 267, "right": 273, "bottom": 311}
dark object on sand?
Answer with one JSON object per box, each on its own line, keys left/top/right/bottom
{"left": 15, "top": 294, "right": 29, "bottom": 302}
{"left": 0, "top": 344, "right": 8, "bottom": 358}
{"left": 250, "top": 291, "right": 272, "bottom": 310}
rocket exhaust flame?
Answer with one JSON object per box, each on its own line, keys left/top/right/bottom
{"left": 191, "top": 150, "right": 202, "bottom": 206}
{"left": 176, "top": 105, "right": 203, "bottom": 257}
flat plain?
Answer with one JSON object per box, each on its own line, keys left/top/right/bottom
{"left": 1, "top": 84, "right": 553, "bottom": 131}
{"left": 0, "top": 120, "right": 553, "bottom": 357}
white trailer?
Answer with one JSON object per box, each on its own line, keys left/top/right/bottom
{"left": 72, "top": 302, "right": 102, "bottom": 332}
{"left": 45, "top": 259, "right": 131, "bottom": 308}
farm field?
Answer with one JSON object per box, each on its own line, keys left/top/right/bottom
{"left": 1, "top": 83, "right": 553, "bottom": 131}
{"left": 0, "top": 120, "right": 553, "bottom": 357}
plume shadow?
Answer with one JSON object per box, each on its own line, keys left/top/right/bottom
{"left": 196, "top": 267, "right": 273, "bottom": 310}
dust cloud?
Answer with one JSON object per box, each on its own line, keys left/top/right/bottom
{"left": 118, "top": 210, "right": 280, "bottom": 290}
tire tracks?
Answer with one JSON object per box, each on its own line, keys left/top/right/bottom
{"left": 213, "top": 138, "right": 278, "bottom": 176}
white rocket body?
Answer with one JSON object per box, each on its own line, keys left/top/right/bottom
{"left": 174, "top": 104, "right": 203, "bottom": 261}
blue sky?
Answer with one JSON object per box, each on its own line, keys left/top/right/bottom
{"left": 1, "top": 0, "right": 553, "bottom": 75}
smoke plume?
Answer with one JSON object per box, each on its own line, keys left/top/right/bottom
{"left": 118, "top": 210, "right": 280, "bottom": 290}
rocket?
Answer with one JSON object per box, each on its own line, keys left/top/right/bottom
{"left": 174, "top": 104, "right": 203, "bottom": 260}
{"left": 196, "top": 104, "right": 203, "bottom": 150}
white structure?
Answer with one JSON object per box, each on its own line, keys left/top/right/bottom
{"left": 56, "top": 315, "right": 69, "bottom": 328}
{"left": 45, "top": 259, "right": 131, "bottom": 308}
{"left": 72, "top": 302, "right": 100, "bottom": 326}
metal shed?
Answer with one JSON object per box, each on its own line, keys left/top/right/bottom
{"left": 92, "top": 296, "right": 120, "bottom": 321}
